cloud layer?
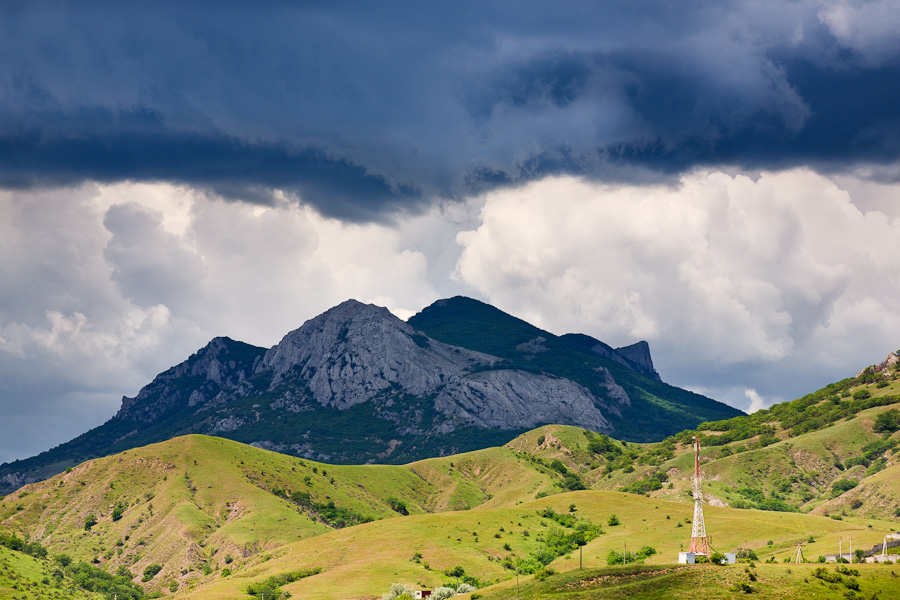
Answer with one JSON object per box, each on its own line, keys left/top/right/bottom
{"left": 1, "top": 1, "right": 899, "bottom": 219}
{"left": 2, "top": 170, "right": 899, "bottom": 463}
{"left": 455, "top": 169, "right": 900, "bottom": 408}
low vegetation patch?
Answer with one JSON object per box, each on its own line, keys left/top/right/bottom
{"left": 246, "top": 567, "right": 322, "bottom": 599}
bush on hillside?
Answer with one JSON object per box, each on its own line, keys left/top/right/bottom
{"left": 141, "top": 563, "right": 162, "bottom": 582}
{"left": 606, "top": 545, "right": 656, "bottom": 566}
{"left": 387, "top": 497, "right": 408, "bottom": 515}
{"left": 248, "top": 568, "right": 322, "bottom": 600}
{"left": 430, "top": 586, "right": 457, "bottom": 600}
{"left": 68, "top": 562, "right": 146, "bottom": 600}
{"left": 381, "top": 582, "right": 413, "bottom": 600}
{"left": 831, "top": 478, "right": 858, "bottom": 495}
{"left": 111, "top": 503, "right": 125, "bottom": 521}
{"left": 874, "top": 409, "right": 900, "bottom": 433}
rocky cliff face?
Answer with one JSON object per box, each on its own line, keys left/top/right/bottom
{"left": 257, "top": 300, "right": 616, "bottom": 434}
{"left": 614, "top": 341, "right": 660, "bottom": 381}
{"left": 116, "top": 337, "right": 265, "bottom": 423}
{"left": 259, "top": 301, "right": 498, "bottom": 409}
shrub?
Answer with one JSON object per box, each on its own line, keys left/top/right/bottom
{"left": 430, "top": 586, "right": 456, "bottom": 600}
{"left": 607, "top": 514, "right": 620, "bottom": 526}
{"left": 382, "top": 583, "right": 414, "bottom": 600}
{"left": 852, "top": 389, "right": 871, "bottom": 401}
{"left": 68, "top": 562, "right": 146, "bottom": 600}
{"left": 84, "top": 513, "right": 97, "bottom": 531}
{"left": 54, "top": 553, "right": 73, "bottom": 567}
{"left": 832, "top": 479, "right": 858, "bottom": 495}
{"left": 248, "top": 568, "right": 321, "bottom": 599}
{"left": 735, "top": 548, "right": 759, "bottom": 561}
{"left": 874, "top": 409, "right": 900, "bottom": 433}
{"left": 386, "top": 497, "right": 408, "bottom": 515}
{"left": 112, "top": 504, "right": 125, "bottom": 522}
{"left": 141, "top": 564, "right": 162, "bottom": 582}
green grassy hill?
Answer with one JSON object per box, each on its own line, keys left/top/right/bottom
{"left": 0, "top": 434, "right": 581, "bottom": 595}
{"left": 1, "top": 357, "right": 899, "bottom": 599}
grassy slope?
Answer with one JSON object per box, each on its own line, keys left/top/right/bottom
{"left": 0, "top": 434, "right": 571, "bottom": 594}
{"left": 176, "top": 490, "right": 896, "bottom": 600}
{"left": 2, "top": 365, "right": 900, "bottom": 599}
{"left": 471, "top": 562, "right": 900, "bottom": 600}
{"left": 0, "top": 546, "right": 102, "bottom": 600}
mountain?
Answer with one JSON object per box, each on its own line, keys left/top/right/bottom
{"left": 0, "top": 297, "right": 741, "bottom": 494}
{"left": 407, "top": 296, "right": 736, "bottom": 440}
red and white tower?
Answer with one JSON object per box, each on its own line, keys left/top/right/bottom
{"left": 688, "top": 436, "right": 710, "bottom": 555}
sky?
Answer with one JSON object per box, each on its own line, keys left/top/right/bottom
{"left": 2, "top": 0, "right": 900, "bottom": 465}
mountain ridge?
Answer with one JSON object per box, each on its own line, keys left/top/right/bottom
{"left": 0, "top": 296, "right": 740, "bottom": 494}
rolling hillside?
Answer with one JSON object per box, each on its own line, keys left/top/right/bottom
{"left": 1, "top": 353, "right": 899, "bottom": 599}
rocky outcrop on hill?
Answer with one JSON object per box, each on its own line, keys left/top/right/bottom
{"left": 614, "top": 341, "right": 660, "bottom": 381}
{"left": 857, "top": 351, "right": 900, "bottom": 378}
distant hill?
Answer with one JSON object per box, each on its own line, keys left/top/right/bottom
{"left": 0, "top": 297, "right": 740, "bottom": 494}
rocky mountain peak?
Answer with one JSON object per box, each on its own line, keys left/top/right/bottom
{"left": 614, "top": 341, "right": 660, "bottom": 381}
{"left": 258, "top": 298, "right": 499, "bottom": 409}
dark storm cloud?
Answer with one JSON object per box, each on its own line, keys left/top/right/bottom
{"left": 2, "top": 1, "right": 899, "bottom": 218}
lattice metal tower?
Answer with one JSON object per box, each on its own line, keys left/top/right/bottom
{"left": 688, "top": 436, "right": 710, "bottom": 555}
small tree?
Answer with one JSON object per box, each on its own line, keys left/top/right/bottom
{"left": 83, "top": 514, "right": 97, "bottom": 531}
{"left": 111, "top": 504, "right": 125, "bottom": 522}
{"left": 607, "top": 514, "right": 620, "bottom": 526}
{"left": 53, "top": 554, "right": 72, "bottom": 568}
